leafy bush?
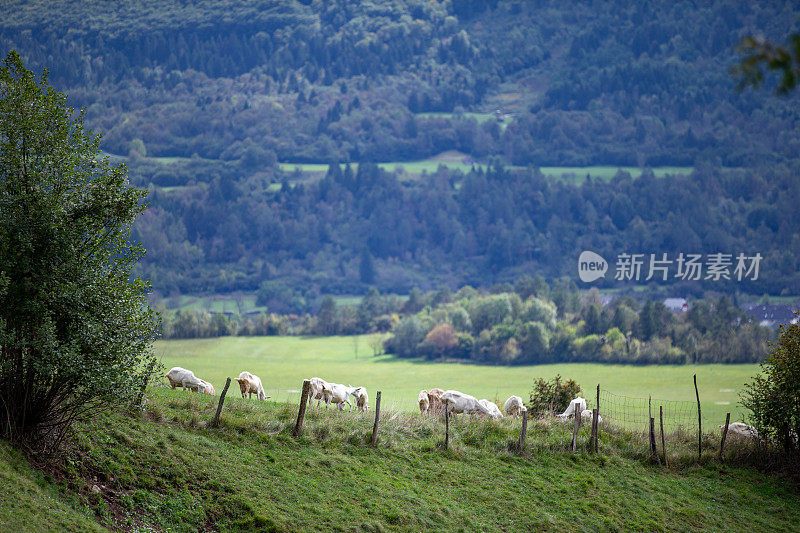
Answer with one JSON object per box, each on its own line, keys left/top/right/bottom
{"left": 383, "top": 316, "right": 427, "bottom": 358}
{"left": 419, "top": 323, "right": 458, "bottom": 360}
{"left": 0, "top": 52, "right": 158, "bottom": 452}
{"left": 741, "top": 312, "right": 800, "bottom": 452}
{"left": 528, "top": 375, "right": 582, "bottom": 417}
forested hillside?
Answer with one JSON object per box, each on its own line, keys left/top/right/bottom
{"left": 1, "top": 0, "right": 798, "bottom": 297}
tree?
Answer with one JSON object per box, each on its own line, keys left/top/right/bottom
{"left": 735, "top": 33, "right": 800, "bottom": 95}
{"left": 740, "top": 312, "right": 800, "bottom": 452}
{"left": 359, "top": 248, "right": 376, "bottom": 284}
{"left": 383, "top": 316, "right": 426, "bottom": 358}
{"left": 528, "top": 375, "right": 582, "bottom": 417}
{"left": 0, "top": 52, "right": 158, "bottom": 452}
{"left": 316, "top": 295, "right": 339, "bottom": 335}
{"left": 358, "top": 287, "right": 381, "bottom": 330}
{"left": 422, "top": 323, "right": 458, "bottom": 359}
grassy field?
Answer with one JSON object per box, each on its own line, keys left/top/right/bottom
{"left": 278, "top": 151, "right": 701, "bottom": 182}
{"left": 155, "top": 336, "right": 759, "bottom": 428}
{"left": 8, "top": 387, "right": 798, "bottom": 531}
{"left": 155, "top": 293, "right": 267, "bottom": 314}
{"left": 416, "top": 111, "right": 500, "bottom": 123}
{"left": 277, "top": 157, "right": 697, "bottom": 181}
{"left": 540, "top": 165, "right": 694, "bottom": 183}
{"left": 151, "top": 294, "right": 382, "bottom": 314}
{"left": 106, "top": 148, "right": 709, "bottom": 185}
{"left": 0, "top": 443, "right": 103, "bottom": 532}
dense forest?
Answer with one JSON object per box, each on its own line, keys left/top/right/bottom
{"left": 1, "top": 0, "right": 798, "bottom": 300}
{"left": 133, "top": 162, "right": 800, "bottom": 299}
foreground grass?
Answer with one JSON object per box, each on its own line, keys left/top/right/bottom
{"left": 155, "top": 336, "right": 758, "bottom": 426}
{"left": 0, "top": 443, "right": 102, "bottom": 532}
{"left": 17, "top": 388, "right": 793, "bottom": 532}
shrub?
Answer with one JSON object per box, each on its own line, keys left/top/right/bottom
{"left": 384, "top": 316, "right": 427, "bottom": 357}
{"left": 741, "top": 312, "right": 800, "bottom": 452}
{"left": 0, "top": 52, "right": 158, "bottom": 452}
{"left": 420, "top": 323, "right": 458, "bottom": 359}
{"left": 528, "top": 375, "right": 582, "bottom": 416}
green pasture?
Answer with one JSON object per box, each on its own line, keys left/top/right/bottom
{"left": 154, "top": 293, "right": 266, "bottom": 314}
{"left": 416, "top": 111, "right": 499, "bottom": 123}
{"left": 540, "top": 165, "right": 694, "bottom": 183}
{"left": 153, "top": 293, "right": 375, "bottom": 313}
{"left": 278, "top": 158, "right": 697, "bottom": 181}
{"left": 155, "top": 335, "right": 758, "bottom": 427}
{"left": 277, "top": 158, "right": 479, "bottom": 176}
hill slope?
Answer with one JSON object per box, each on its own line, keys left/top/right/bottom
{"left": 2, "top": 1, "right": 799, "bottom": 296}
{"left": 4, "top": 389, "right": 799, "bottom": 531}
{"left": 0, "top": 443, "right": 103, "bottom": 532}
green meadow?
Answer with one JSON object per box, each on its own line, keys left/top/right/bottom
{"left": 277, "top": 158, "right": 697, "bottom": 181}
{"left": 155, "top": 335, "right": 759, "bottom": 427}
{"left": 11, "top": 387, "right": 798, "bottom": 532}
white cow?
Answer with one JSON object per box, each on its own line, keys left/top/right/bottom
{"left": 418, "top": 390, "right": 430, "bottom": 414}
{"left": 427, "top": 388, "right": 445, "bottom": 415}
{"left": 556, "top": 397, "right": 587, "bottom": 419}
{"left": 351, "top": 386, "right": 369, "bottom": 412}
{"left": 308, "top": 377, "right": 329, "bottom": 407}
{"left": 478, "top": 399, "right": 504, "bottom": 419}
{"left": 165, "top": 367, "right": 211, "bottom": 394}
{"left": 235, "top": 371, "right": 269, "bottom": 401}
{"left": 441, "top": 390, "right": 498, "bottom": 420}
{"left": 720, "top": 422, "right": 759, "bottom": 439}
{"left": 198, "top": 379, "right": 216, "bottom": 396}
{"left": 322, "top": 382, "right": 355, "bottom": 410}
{"left": 504, "top": 395, "right": 525, "bottom": 417}
{"left": 580, "top": 409, "right": 602, "bottom": 424}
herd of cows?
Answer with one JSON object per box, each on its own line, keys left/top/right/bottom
{"left": 162, "top": 366, "right": 761, "bottom": 438}
{"left": 164, "top": 366, "right": 574, "bottom": 422}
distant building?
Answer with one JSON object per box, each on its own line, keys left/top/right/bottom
{"left": 598, "top": 294, "right": 615, "bottom": 307}
{"left": 664, "top": 298, "right": 689, "bottom": 313}
{"left": 740, "top": 303, "right": 799, "bottom": 329}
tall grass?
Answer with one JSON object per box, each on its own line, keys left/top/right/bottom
{"left": 143, "top": 387, "right": 767, "bottom": 470}
{"left": 45, "top": 386, "right": 800, "bottom": 531}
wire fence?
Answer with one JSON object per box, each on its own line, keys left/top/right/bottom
{"left": 161, "top": 381, "right": 703, "bottom": 433}
{"left": 265, "top": 387, "right": 702, "bottom": 431}
{"left": 590, "top": 389, "right": 698, "bottom": 433}
{"left": 265, "top": 387, "right": 423, "bottom": 413}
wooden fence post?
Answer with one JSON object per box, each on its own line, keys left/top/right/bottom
{"left": 660, "top": 406, "right": 668, "bottom": 467}
{"left": 590, "top": 408, "right": 598, "bottom": 454}
{"left": 571, "top": 408, "right": 581, "bottom": 452}
{"left": 595, "top": 384, "right": 600, "bottom": 454}
{"left": 292, "top": 379, "right": 311, "bottom": 437}
{"left": 370, "top": 391, "right": 382, "bottom": 446}
{"left": 719, "top": 412, "right": 731, "bottom": 461}
{"left": 649, "top": 417, "right": 660, "bottom": 464}
{"left": 210, "top": 377, "right": 231, "bottom": 428}
{"left": 517, "top": 409, "right": 528, "bottom": 453}
{"left": 694, "top": 374, "right": 702, "bottom": 461}
{"left": 445, "top": 402, "right": 450, "bottom": 449}
{"left": 596, "top": 384, "right": 600, "bottom": 414}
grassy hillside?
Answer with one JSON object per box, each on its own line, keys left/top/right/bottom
{"left": 6, "top": 388, "right": 797, "bottom": 531}
{"left": 0, "top": 443, "right": 102, "bottom": 532}
{"left": 155, "top": 336, "right": 759, "bottom": 427}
